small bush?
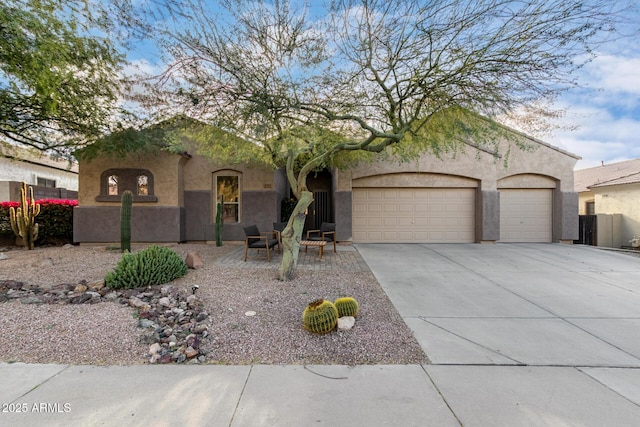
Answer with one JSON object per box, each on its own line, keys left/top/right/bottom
{"left": 105, "top": 245, "right": 188, "bottom": 289}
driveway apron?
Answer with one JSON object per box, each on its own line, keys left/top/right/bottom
{"left": 357, "top": 243, "right": 640, "bottom": 426}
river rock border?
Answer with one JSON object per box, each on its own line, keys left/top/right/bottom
{"left": 0, "top": 279, "right": 211, "bottom": 364}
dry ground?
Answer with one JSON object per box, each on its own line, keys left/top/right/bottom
{"left": 0, "top": 243, "right": 428, "bottom": 365}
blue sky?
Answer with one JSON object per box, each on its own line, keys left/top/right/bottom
{"left": 548, "top": 26, "right": 640, "bottom": 170}
{"left": 121, "top": 1, "right": 640, "bottom": 171}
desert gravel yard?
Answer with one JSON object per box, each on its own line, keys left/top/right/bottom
{"left": 0, "top": 243, "right": 427, "bottom": 366}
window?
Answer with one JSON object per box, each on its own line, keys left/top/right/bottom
{"left": 108, "top": 175, "right": 118, "bottom": 195}
{"left": 37, "top": 177, "right": 56, "bottom": 188}
{"left": 137, "top": 175, "right": 148, "bottom": 196}
{"left": 586, "top": 201, "right": 595, "bottom": 216}
{"left": 97, "top": 168, "right": 157, "bottom": 202}
{"left": 215, "top": 174, "right": 240, "bottom": 223}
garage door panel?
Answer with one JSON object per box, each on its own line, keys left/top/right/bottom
{"left": 353, "top": 188, "right": 475, "bottom": 243}
{"left": 499, "top": 189, "right": 552, "bottom": 243}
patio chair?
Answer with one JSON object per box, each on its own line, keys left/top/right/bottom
{"left": 243, "top": 225, "right": 280, "bottom": 261}
{"left": 273, "top": 222, "right": 288, "bottom": 248}
{"left": 306, "top": 222, "right": 337, "bottom": 253}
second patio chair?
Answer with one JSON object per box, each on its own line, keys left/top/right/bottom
{"left": 305, "top": 222, "right": 337, "bottom": 253}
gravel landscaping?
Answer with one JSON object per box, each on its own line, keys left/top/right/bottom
{"left": 0, "top": 243, "right": 428, "bottom": 366}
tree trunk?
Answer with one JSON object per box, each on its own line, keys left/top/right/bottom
{"left": 279, "top": 190, "right": 313, "bottom": 281}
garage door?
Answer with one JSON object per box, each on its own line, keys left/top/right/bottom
{"left": 499, "top": 189, "right": 552, "bottom": 242}
{"left": 352, "top": 188, "right": 475, "bottom": 243}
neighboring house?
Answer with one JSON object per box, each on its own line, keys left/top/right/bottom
{"left": 0, "top": 145, "right": 78, "bottom": 201}
{"left": 574, "top": 159, "right": 640, "bottom": 248}
{"left": 73, "top": 124, "right": 579, "bottom": 245}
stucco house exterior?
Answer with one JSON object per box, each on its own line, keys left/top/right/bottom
{"left": 574, "top": 159, "right": 640, "bottom": 248}
{"left": 0, "top": 145, "right": 78, "bottom": 201}
{"left": 73, "top": 124, "right": 579, "bottom": 245}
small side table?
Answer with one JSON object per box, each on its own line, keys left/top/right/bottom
{"left": 300, "top": 240, "right": 327, "bottom": 259}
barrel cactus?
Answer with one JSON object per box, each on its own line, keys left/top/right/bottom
{"left": 302, "top": 299, "right": 338, "bottom": 334}
{"left": 335, "top": 297, "right": 359, "bottom": 318}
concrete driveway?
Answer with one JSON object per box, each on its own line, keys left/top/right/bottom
{"left": 357, "top": 243, "right": 640, "bottom": 425}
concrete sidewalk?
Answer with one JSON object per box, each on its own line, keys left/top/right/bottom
{"left": 2, "top": 244, "right": 640, "bottom": 426}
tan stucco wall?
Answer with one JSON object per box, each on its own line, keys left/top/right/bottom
{"left": 337, "top": 137, "right": 577, "bottom": 191}
{"left": 182, "top": 155, "right": 274, "bottom": 192}
{"left": 497, "top": 174, "right": 556, "bottom": 189}
{"left": 352, "top": 172, "right": 478, "bottom": 188}
{"left": 578, "top": 191, "right": 595, "bottom": 215}
{"left": 496, "top": 140, "right": 577, "bottom": 192}
{"left": 79, "top": 149, "right": 275, "bottom": 208}
{"left": 592, "top": 183, "right": 640, "bottom": 242}
{"left": 78, "top": 151, "right": 183, "bottom": 207}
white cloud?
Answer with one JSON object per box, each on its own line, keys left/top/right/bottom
{"left": 544, "top": 47, "right": 640, "bottom": 169}
{"left": 584, "top": 54, "right": 640, "bottom": 95}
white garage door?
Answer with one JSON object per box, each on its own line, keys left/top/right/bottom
{"left": 352, "top": 188, "right": 475, "bottom": 243}
{"left": 500, "top": 189, "right": 552, "bottom": 242}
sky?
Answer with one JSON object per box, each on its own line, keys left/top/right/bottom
{"left": 548, "top": 32, "right": 640, "bottom": 170}
{"left": 122, "top": 0, "right": 640, "bottom": 172}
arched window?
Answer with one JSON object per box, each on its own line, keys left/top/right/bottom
{"left": 108, "top": 175, "right": 118, "bottom": 195}
{"left": 97, "top": 169, "right": 157, "bottom": 202}
{"left": 137, "top": 175, "right": 149, "bottom": 196}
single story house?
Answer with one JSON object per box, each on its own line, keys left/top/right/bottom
{"left": 74, "top": 124, "right": 579, "bottom": 245}
{"left": 0, "top": 144, "right": 78, "bottom": 201}
{"left": 574, "top": 159, "right": 640, "bottom": 248}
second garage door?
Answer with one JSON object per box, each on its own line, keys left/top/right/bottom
{"left": 352, "top": 188, "right": 475, "bottom": 243}
{"left": 499, "top": 189, "right": 552, "bottom": 242}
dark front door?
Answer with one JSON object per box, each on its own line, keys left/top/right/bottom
{"left": 304, "top": 169, "right": 333, "bottom": 232}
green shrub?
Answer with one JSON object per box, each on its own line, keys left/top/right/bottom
{"left": 105, "top": 245, "right": 188, "bottom": 289}
{"left": 1, "top": 199, "right": 77, "bottom": 245}
{"left": 37, "top": 200, "right": 76, "bottom": 244}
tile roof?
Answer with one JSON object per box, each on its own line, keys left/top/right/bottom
{"left": 0, "top": 144, "right": 78, "bottom": 173}
{"left": 574, "top": 159, "right": 640, "bottom": 192}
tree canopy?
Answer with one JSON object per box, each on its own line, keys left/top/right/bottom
{"left": 125, "top": 0, "right": 623, "bottom": 163}
{"left": 0, "top": 0, "right": 126, "bottom": 156}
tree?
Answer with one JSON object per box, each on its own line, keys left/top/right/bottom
{"left": 124, "top": 0, "right": 623, "bottom": 280}
{"left": 0, "top": 0, "right": 126, "bottom": 156}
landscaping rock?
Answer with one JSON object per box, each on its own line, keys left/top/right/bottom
{"left": 138, "top": 319, "right": 157, "bottom": 329}
{"left": 141, "top": 330, "right": 160, "bottom": 344}
{"left": 34, "top": 258, "right": 54, "bottom": 267}
{"left": 149, "top": 343, "right": 162, "bottom": 355}
{"left": 0, "top": 280, "right": 212, "bottom": 364}
{"left": 185, "top": 252, "right": 203, "bottom": 269}
{"left": 0, "top": 253, "right": 9, "bottom": 260}
{"left": 20, "top": 296, "right": 43, "bottom": 304}
{"left": 185, "top": 346, "right": 198, "bottom": 359}
{"left": 338, "top": 316, "right": 356, "bottom": 331}
{"left": 87, "top": 281, "right": 104, "bottom": 291}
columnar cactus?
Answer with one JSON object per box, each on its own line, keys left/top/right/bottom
{"left": 215, "top": 194, "right": 224, "bottom": 246}
{"left": 302, "top": 299, "right": 339, "bottom": 334}
{"left": 335, "top": 297, "right": 359, "bottom": 317}
{"left": 9, "top": 182, "right": 41, "bottom": 250}
{"left": 120, "top": 190, "right": 133, "bottom": 252}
